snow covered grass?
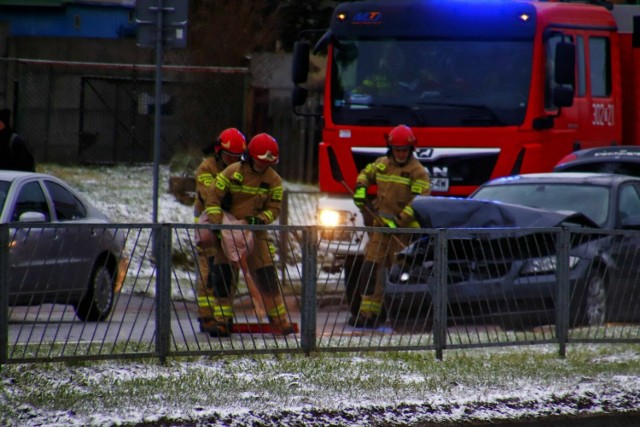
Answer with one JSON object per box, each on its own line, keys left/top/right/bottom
{"left": 2, "top": 344, "right": 640, "bottom": 426}
{"left": 2, "top": 164, "right": 640, "bottom": 426}
{"left": 40, "top": 163, "right": 197, "bottom": 224}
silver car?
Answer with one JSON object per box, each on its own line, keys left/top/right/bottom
{"left": 1, "top": 171, "right": 128, "bottom": 321}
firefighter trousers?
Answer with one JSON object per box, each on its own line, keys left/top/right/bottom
{"left": 209, "top": 232, "right": 289, "bottom": 324}
{"left": 358, "top": 230, "right": 411, "bottom": 319}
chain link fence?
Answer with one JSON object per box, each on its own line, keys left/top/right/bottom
{"left": 1, "top": 58, "right": 248, "bottom": 165}
{"left": 2, "top": 221, "right": 640, "bottom": 365}
{"left": 1, "top": 56, "right": 322, "bottom": 183}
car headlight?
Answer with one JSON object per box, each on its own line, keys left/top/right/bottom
{"left": 318, "top": 209, "right": 359, "bottom": 242}
{"left": 318, "top": 209, "right": 353, "bottom": 227}
{"left": 522, "top": 255, "right": 579, "bottom": 274}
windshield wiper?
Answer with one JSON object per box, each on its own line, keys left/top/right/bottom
{"left": 347, "top": 102, "right": 426, "bottom": 126}
{"left": 416, "top": 101, "right": 503, "bottom": 126}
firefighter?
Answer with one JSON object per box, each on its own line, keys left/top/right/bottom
{"left": 203, "top": 133, "right": 294, "bottom": 337}
{"left": 194, "top": 127, "right": 246, "bottom": 333}
{"left": 351, "top": 124, "right": 431, "bottom": 328}
{"left": 353, "top": 46, "right": 411, "bottom": 99}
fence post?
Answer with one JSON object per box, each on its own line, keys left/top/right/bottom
{"left": 280, "top": 192, "right": 289, "bottom": 281}
{"left": 300, "top": 226, "right": 317, "bottom": 355}
{"left": 433, "top": 228, "right": 448, "bottom": 360}
{"left": 155, "top": 224, "right": 172, "bottom": 364}
{"left": 555, "top": 227, "right": 570, "bottom": 358}
{"left": 0, "top": 224, "right": 8, "bottom": 365}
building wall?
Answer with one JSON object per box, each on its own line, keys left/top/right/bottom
{"left": 0, "top": 0, "right": 135, "bottom": 38}
{"left": 1, "top": 37, "right": 248, "bottom": 166}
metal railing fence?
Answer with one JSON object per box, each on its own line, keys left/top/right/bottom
{"left": 2, "top": 222, "right": 640, "bottom": 365}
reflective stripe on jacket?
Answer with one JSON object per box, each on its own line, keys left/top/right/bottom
{"left": 356, "top": 155, "right": 430, "bottom": 227}
{"left": 193, "top": 155, "right": 227, "bottom": 221}
{"left": 205, "top": 161, "right": 283, "bottom": 225}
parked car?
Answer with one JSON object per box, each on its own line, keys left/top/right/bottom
{"left": 384, "top": 172, "right": 640, "bottom": 330}
{"left": 554, "top": 145, "right": 640, "bottom": 177}
{"left": 1, "top": 171, "right": 128, "bottom": 321}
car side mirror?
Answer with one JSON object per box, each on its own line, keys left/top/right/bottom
{"left": 19, "top": 211, "right": 47, "bottom": 223}
{"left": 553, "top": 86, "right": 574, "bottom": 108}
{"left": 292, "top": 41, "right": 310, "bottom": 85}
{"left": 292, "top": 86, "right": 308, "bottom": 108}
{"left": 554, "top": 42, "right": 575, "bottom": 86}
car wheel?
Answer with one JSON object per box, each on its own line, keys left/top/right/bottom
{"left": 572, "top": 271, "right": 607, "bottom": 327}
{"left": 344, "top": 255, "right": 364, "bottom": 317}
{"left": 75, "top": 263, "right": 115, "bottom": 322}
{"left": 583, "top": 273, "right": 607, "bottom": 326}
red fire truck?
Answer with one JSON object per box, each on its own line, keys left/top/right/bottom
{"left": 291, "top": 0, "right": 640, "bottom": 305}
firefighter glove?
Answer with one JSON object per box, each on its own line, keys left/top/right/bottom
{"left": 381, "top": 217, "right": 398, "bottom": 229}
{"left": 245, "top": 216, "right": 264, "bottom": 225}
{"left": 353, "top": 186, "right": 366, "bottom": 208}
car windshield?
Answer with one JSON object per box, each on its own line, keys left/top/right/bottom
{"left": 472, "top": 183, "right": 610, "bottom": 226}
{"left": 331, "top": 39, "right": 532, "bottom": 127}
{"left": 0, "top": 181, "right": 9, "bottom": 218}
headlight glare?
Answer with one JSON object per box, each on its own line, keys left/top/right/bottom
{"left": 318, "top": 209, "right": 346, "bottom": 227}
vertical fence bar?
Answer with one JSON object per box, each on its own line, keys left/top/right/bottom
{"left": 300, "top": 226, "right": 317, "bottom": 355}
{"left": 279, "top": 192, "right": 289, "bottom": 281}
{"left": 555, "top": 227, "right": 570, "bottom": 358}
{"left": 0, "top": 224, "right": 8, "bottom": 365}
{"left": 155, "top": 224, "right": 172, "bottom": 363}
{"left": 433, "top": 229, "right": 448, "bottom": 360}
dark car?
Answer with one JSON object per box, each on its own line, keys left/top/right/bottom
{"left": 1, "top": 171, "right": 128, "bottom": 321}
{"left": 554, "top": 146, "right": 640, "bottom": 177}
{"left": 383, "top": 172, "right": 640, "bottom": 330}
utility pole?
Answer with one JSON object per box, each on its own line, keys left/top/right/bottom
{"left": 136, "top": 0, "right": 188, "bottom": 224}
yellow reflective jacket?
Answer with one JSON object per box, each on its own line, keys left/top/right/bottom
{"left": 356, "top": 155, "right": 430, "bottom": 227}
{"left": 193, "top": 155, "right": 228, "bottom": 221}
{"left": 205, "top": 161, "right": 283, "bottom": 225}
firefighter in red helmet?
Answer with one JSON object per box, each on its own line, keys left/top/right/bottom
{"left": 193, "top": 127, "right": 246, "bottom": 333}
{"left": 203, "top": 133, "right": 294, "bottom": 336}
{"left": 350, "top": 124, "right": 431, "bottom": 328}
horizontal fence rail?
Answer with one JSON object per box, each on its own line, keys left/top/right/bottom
{"left": 2, "top": 222, "right": 640, "bottom": 364}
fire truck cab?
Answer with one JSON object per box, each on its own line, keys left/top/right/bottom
{"left": 292, "top": 0, "right": 640, "bottom": 309}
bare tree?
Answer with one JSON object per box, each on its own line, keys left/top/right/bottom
{"left": 187, "top": 0, "right": 279, "bottom": 66}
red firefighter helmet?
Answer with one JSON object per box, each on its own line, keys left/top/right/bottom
{"left": 248, "top": 133, "right": 279, "bottom": 164}
{"left": 216, "top": 128, "right": 246, "bottom": 156}
{"left": 386, "top": 124, "right": 416, "bottom": 149}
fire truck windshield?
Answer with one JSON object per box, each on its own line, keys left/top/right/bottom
{"left": 331, "top": 39, "right": 533, "bottom": 127}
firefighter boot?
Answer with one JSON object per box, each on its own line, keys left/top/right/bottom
{"left": 206, "top": 318, "right": 233, "bottom": 338}
{"left": 268, "top": 314, "right": 295, "bottom": 335}
{"left": 348, "top": 298, "right": 386, "bottom": 328}
{"left": 348, "top": 313, "right": 381, "bottom": 328}
{"left": 198, "top": 317, "right": 215, "bottom": 333}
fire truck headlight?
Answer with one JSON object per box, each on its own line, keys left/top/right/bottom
{"left": 318, "top": 209, "right": 344, "bottom": 227}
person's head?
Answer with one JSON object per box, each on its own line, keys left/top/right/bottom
{"left": 385, "top": 124, "right": 416, "bottom": 165}
{"left": 213, "top": 128, "right": 246, "bottom": 166}
{"left": 246, "top": 133, "right": 279, "bottom": 172}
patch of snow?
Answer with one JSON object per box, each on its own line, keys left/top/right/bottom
{"left": 4, "top": 350, "right": 640, "bottom": 426}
